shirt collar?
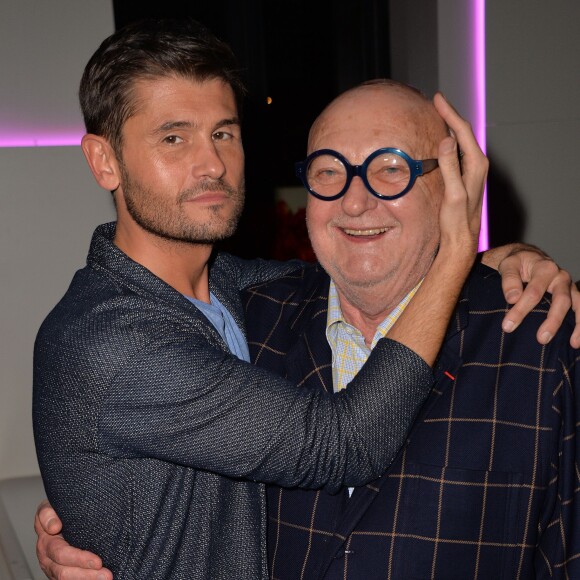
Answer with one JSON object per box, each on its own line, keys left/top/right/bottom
{"left": 326, "top": 279, "right": 423, "bottom": 349}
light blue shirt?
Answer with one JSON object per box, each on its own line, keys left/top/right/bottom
{"left": 185, "top": 293, "right": 250, "bottom": 363}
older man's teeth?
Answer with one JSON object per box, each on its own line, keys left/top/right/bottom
{"left": 343, "top": 227, "right": 389, "bottom": 236}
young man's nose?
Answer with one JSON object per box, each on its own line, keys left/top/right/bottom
{"left": 191, "top": 141, "right": 226, "bottom": 180}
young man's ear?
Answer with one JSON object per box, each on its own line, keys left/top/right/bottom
{"left": 81, "top": 134, "right": 121, "bottom": 192}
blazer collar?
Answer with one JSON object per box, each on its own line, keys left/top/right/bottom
{"left": 86, "top": 222, "right": 231, "bottom": 346}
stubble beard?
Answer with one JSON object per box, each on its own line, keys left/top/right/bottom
{"left": 120, "top": 164, "right": 245, "bottom": 245}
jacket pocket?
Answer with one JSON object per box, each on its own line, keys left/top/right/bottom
{"left": 395, "top": 462, "right": 524, "bottom": 579}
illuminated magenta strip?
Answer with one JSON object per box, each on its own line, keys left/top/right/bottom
{"left": 0, "top": 132, "right": 83, "bottom": 147}
{"left": 474, "top": 0, "right": 489, "bottom": 251}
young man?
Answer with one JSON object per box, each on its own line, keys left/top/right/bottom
{"left": 34, "top": 21, "right": 579, "bottom": 580}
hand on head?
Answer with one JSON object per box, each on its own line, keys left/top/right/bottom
{"left": 432, "top": 92, "right": 487, "bottom": 263}
{"left": 433, "top": 93, "right": 489, "bottom": 251}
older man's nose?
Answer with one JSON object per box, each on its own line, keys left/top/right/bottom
{"left": 340, "top": 176, "right": 379, "bottom": 216}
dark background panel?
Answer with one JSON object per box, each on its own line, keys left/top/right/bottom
{"left": 113, "top": 0, "right": 391, "bottom": 258}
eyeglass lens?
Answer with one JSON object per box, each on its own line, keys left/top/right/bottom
{"left": 306, "top": 152, "right": 412, "bottom": 198}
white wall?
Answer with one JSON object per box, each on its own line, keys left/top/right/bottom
{"left": 485, "top": 0, "right": 580, "bottom": 281}
{"left": 0, "top": 1, "right": 115, "bottom": 480}
{"left": 1, "top": 2, "right": 114, "bottom": 143}
{"left": 390, "top": 0, "right": 580, "bottom": 281}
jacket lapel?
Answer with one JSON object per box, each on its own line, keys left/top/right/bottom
{"left": 283, "top": 277, "right": 333, "bottom": 393}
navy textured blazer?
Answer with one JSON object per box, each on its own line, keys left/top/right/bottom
{"left": 243, "top": 261, "right": 580, "bottom": 579}
{"left": 33, "top": 223, "right": 434, "bottom": 579}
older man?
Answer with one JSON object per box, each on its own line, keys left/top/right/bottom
{"left": 35, "top": 29, "right": 580, "bottom": 580}
{"left": 241, "top": 80, "right": 580, "bottom": 578}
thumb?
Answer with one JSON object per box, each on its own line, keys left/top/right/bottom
{"left": 437, "top": 136, "right": 462, "bottom": 203}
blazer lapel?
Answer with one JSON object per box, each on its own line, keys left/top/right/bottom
{"left": 284, "top": 280, "right": 333, "bottom": 394}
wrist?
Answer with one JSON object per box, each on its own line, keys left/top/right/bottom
{"left": 435, "top": 238, "right": 477, "bottom": 270}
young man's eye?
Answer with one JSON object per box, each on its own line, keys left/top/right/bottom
{"left": 213, "top": 131, "right": 232, "bottom": 141}
{"left": 163, "top": 135, "right": 183, "bottom": 144}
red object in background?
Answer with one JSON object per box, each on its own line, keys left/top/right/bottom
{"left": 271, "top": 200, "right": 316, "bottom": 262}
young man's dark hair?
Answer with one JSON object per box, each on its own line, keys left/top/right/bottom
{"left": 79, "top": 17, "right": 246, "bottom": 154}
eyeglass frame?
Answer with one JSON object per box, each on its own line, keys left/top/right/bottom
{"left": 295, "top": 147, "right": 439, "bottom": 201}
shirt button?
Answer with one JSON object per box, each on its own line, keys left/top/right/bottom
{"left": 334, "top": 549, "right": 356, "bottom": 559}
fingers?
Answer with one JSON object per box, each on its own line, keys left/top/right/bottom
{"left": 432, "top": 92, "right": 489, "bottom": 197}
{"left": 432, "top": 93, "right": 486, "bottom": 239}
{"left": 571, "top": 283, "right": 580, "bottom": 348}
{"left": 507, "top": 270, "right": 571, "bottom": 344}
{"left": 432, "top": 93, "right": 483, "bottom": 159}
{"left": 500, "top": 256, "right": 575, "bottom": 344}
{"left": 497, "top": 248, "right": 555, "bottom": 307}
{"left": 435, "top": 134, "right": 482, "bottom": 249}
{"left": 35, "top": 500, "right": 110, "bottom": 579}
{"left": 42, "top": 568, "right": 112, "bottom": 580}
{"left": 534, "top": 270, "right": 575, "bottom": 344}
{"left": 435, "top": 136, "right": 470, "bottom": 247}
{"left": 437, "top": 136, "right": 462, "bottom": 202}
{"left": 497, "top": 256, "right": 525, "bottom": 306}
{"left": 37, "top": 535, "right": 112, "bottom": 579}
{"left": 36, "top": 499, "right": 63, "bottom": 534}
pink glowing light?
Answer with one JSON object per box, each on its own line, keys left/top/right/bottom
{"left": 0, "top": 131, "right": 83, "bottom": 148}
{"left": 474, "top": 0, "right": 489, "bottom": 251}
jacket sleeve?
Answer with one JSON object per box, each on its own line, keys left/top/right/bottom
{"left": 536, "top": 349, "right": 580, "bottom": 577}
{"left": 97, "top": 320, "right": 433, "bottom": 494}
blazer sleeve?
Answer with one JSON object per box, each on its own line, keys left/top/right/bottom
{"left": 536, "top": 348, "right": 580, "bottom": 577}
{"left": 97, "top": 321, "right": 433, "bottom": 494}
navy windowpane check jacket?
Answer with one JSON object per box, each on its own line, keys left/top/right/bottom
{"left": 243, "top": 262, "right": 580, "bottom": 580}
